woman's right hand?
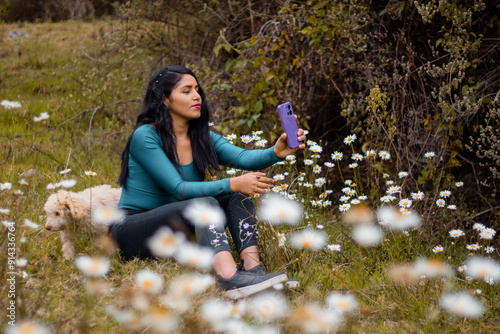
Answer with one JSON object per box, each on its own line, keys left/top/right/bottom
{"left": 229, "top": 172, "right": 274, "bottom": 196}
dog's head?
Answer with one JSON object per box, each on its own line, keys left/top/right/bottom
{"left": 44, "top": 190, "right": 87, "bottom": 231}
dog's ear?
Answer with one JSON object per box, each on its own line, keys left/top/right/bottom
{"left": 57, "top": 190, "right": 87, "bottom": 219}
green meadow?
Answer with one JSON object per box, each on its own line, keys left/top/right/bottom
{"left": 1, "top": 13, "right": 499, "bottom": 334}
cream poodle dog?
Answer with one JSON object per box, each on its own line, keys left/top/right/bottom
{"left": 43, "top": 184, "right": 122, "bottom": 260}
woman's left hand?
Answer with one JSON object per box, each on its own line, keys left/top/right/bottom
{"left": 273, "top": 127, "right": 307, "bottom": 159}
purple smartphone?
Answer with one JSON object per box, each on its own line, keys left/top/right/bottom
{"left": 277, "top": 102, "right": 302, "bottom": 149}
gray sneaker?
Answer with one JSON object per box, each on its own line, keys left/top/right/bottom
{"left": 243, "top": 262, "right": 300, "bottom": 289}
{"left": 217, "top": 269, "right": 288, "bottom": 300}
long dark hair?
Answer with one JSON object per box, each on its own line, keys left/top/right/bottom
{"left": 118, "top": 65, "right": 220, "bottom": 188}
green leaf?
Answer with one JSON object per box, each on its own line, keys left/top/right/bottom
{"left": 254, "top": 100, "right": 263, "bottom": 113}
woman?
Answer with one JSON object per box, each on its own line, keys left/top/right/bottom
{"left": 112, "top": 65, "right": 306, "bottom": 299}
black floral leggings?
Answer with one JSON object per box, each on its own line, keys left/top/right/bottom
{"left": 111, "top": 192, "right": 259, "bottom": 260}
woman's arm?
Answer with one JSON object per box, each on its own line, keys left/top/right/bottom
{"left": 130, "top": 127, "right": 231, "bottom": 200}
{"left": 211, "top": 132, "right": 282, "bottom": 170}
{"left": 211, "top": 129, "right": 307, "bottom": 169}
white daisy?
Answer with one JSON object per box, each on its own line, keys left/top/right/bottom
{"left": 331, "top": 152, "right": 343, "bottom": 161}
{"left": 378, "top": 150, "right": 391, "bottom": 160}
{"left": 472, "top": 223, "right": 485, "bottom": 231}
{"left": 439, "top": 190, "right": 452, "bottom": 198}
{"left": 339, "top": 203, "right": 351, "bottom": 212}
{"left": 84, "top": 170, "right": 97, "bottom": 176}
{"left": 327, "top": 244, "right": 341, "bottom": 252}
{"left": 398, "top": 198, "right": 412, "bottom": 208}
{"left": 343, "top": 134, "right": 357, "bottom": 145}
{"left": 398, "top": 171, "right": 408, "bottom": 178}
{"left": 309, "top": 145, "right": 323, "bottom": 153}
{"left": 436, "top": 198, "right": 446, "bottom": 207}
{"left": 449, "top": 229, "right": 464, "bottom": 238}
{"left": 424, "top": 152, "right": 435, "bottom": 158}
{"left": 351, "top": 153, "right": 363, "bottom": 161}
{"left": 411, "top": 191, "right": 425, "bottom": 200}
{"left": 365, "top": 150, "right": 377, "bottom": 158}
{"left": 433, "top": 245, "right": 444, "bottom": 253}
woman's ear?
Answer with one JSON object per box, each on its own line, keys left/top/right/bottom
{"left": 162, "top": 94, "right": 169, "bottom": 108}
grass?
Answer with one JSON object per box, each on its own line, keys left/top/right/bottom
{"left": 1, "top": 20, "right": 499, "bottom": 333}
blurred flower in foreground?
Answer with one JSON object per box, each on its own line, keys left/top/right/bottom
{"left": 465, "top": 257, "right": 500, "bottom": 282}
{"left": 246, "top": 291, "right": 290, "bottom": 323}
{"left": 93, "top": 206, "right": 125, "bottom": 225}
{"left": 106, "top": 307, "right": 146, "bottom": 332}
{"left": 327, "top": 244, "right": 341, "bottom": 252}
{"left": 342, "top": 205, "right": 373, "bottom": 224}
{"left": 326, "top": 293, "right": 359, "bottom": 314}
{"left": 1, "top": 100, "right": 22, "bottom": 109}
{"left": 290, "top": 228, "right": 327, "bottom": 250}
{"left": 57, "top": 179, "right": 77, "bottom": 188}
{"left": 440, "top": 292, "right": 484, "bottom": 318}
{"left": 143, "top": 308, "right": 179, "bottom": 333}
{"left": 75, "top": 256, "right": 110, "bottom": 277}
{"left": 5, "top": 320, "right": 52, "bottom": 334}
{"left": 136, "top": 269, "right": 163, "bottom": 295}
{"left": 1, "top": 182, "right": 12, "bottom": 190}
{"left": 352, "top": 224, "right": 383, "bottom": 247}
{"left": 175, "top": 242, "right": 213, "bottom": 269}
{"left": 387, "top": 258, "right": 454, "bottom": 285}
{"left": 257, "top": 193, "right": 303, "bottom": 225}
{"left": 167, "top": 273, "right": 214, "bottom": 299}
{"left": 377, "top": 206, "right": 421, "bottom": 231}
{"left": 148, "top": 226, "right": 186, "bottom": 258}
{"left": 200, "top": 298, "right": 245, "bottom": 325}
{"left": 288, "top": 302, "right": 342, "bottom": 333}
{"left": 277, "top": 232, "right": 286, "bottom": 247}
{"left": 24, "top": 219, "right": 40, "bottom": 229}
{"left": 183, "top": 199, "right": 225, "bottom": 227}
{"left": 33, "top": 112, "right": 50, "bottom": 122}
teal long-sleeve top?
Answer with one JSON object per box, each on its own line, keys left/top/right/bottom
{"left": 118, "top": 124, "right": 282, "bottom": 211}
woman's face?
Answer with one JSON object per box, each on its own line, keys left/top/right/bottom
{"left": 163, "top": 74, "right": 202, "bottom": 123}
